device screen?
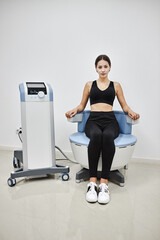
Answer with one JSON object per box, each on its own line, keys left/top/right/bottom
{"left": 26, "top": 82, "right": 47, "bottom": 95}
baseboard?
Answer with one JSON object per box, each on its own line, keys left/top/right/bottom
{"left": 0, "top": 146, "right": 159, "bottom": 164}
{"left": 55, "top": 149, "right": 76, "bottom": 162}
{"left": 0, "top": 145, "right": 22, "bottom": 151}
{"left": 131, "top": 157, "right": 160, "bottom": 164}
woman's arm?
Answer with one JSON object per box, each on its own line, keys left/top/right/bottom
{"left": 114, "top": 82, "right": 140, "bottom": 120}
{"left": 65, "top": 81, "right": 91, "bottom": 118}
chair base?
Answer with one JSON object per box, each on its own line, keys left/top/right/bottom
{"left": 76, "top": 168, "right": 125, "bottom": 187}
{"left": 70, "top": 142, "right": 135, "bottom": 171}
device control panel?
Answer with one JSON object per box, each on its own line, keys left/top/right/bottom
{"left": 26, "top": 82, "right": 47, "bottom": 95}
{"left": 19, "top": 82, "right": 53, "bottom": 102}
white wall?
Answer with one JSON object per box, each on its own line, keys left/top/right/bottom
{"left": 0, "top": 0, "right": 160, "bottom": 160}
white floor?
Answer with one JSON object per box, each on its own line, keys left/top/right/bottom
{"left": 0, "top": 150, "right": 160, "bottom": 240}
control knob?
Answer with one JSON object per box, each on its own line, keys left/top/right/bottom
{"left": 38, "top": 91, "right": 45, "bottom": 98}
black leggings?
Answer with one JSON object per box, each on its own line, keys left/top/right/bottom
{"left": 85, "top": 111, "right": 120, "bottom": 179}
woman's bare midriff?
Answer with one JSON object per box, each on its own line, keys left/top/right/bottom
{"left": 90, "top": 103, "right": 113, "bottom": 112}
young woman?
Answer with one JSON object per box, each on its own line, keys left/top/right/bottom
{"left": 65, "top": 55, "right": 140, "bottom": 204}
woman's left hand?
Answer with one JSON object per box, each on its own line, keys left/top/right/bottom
{"left": 128, "top": 109, "right": 140, "bottom": 120}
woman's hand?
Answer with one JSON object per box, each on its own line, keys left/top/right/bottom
{"left": 65, "top": 108, "right": 78, "bottom": 118}
{"left": 128, "top": 109, "right": 140, "bottom": 120}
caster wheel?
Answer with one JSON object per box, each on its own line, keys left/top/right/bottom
{"left": 62, "top": 173, "right": 69, "bottom": 181}
{"left": 13, "top": 157, "right": 18, "bottom": 168}
{"left": 7, "top": 178, "right": 16, "bottom": 187}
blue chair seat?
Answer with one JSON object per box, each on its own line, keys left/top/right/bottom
{"left": 69, "top": 132, "right": 137, "bottom": 148}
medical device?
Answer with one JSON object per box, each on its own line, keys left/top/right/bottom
{"left": 8, "top": 82, "right": 69, "bottom": 186}
{"left": 68, "top": 110, "right": 138, "bottom": 186}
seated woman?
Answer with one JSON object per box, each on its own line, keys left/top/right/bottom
{"left": 65, "top": 54, "right": 140, "bottom": 204}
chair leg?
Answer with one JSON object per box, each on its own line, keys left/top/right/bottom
{"left": 124, "top": 164, "right": 128, "bottom": 170}
{"left": 76, "top": 168, "right": 125, "bottom": 187}
{"left": 76, "top": 168, "right": 90, "bottom": 183}
{"left": 109, "top": 170, "right": 125, "bottom": 187}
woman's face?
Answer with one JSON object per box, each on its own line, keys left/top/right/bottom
{"left": 95, "top": 59, "right": 111, "bottom": 78}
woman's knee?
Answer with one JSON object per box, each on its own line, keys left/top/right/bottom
{"left": 90, "top": 130, "right": 102, "bottom": 143}
{"left": 102, "top": 131, "right": 115, "bottom": 143}
{"left": 85, "top": 122, "right": 102, "bottom": 144}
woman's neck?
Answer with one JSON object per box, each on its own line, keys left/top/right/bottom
{"left": 98, "top": 77, "right": 109, "bottom": 83}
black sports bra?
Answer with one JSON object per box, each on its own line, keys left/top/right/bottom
{"left": 89, "top": 80, "right": 115, "bottom": 106}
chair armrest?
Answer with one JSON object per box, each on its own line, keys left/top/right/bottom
{"left": 126, "top": 115, "right": 139, "bottom": 125}
{"left": 67, "top": 113, "right": 83, "bottom": 123}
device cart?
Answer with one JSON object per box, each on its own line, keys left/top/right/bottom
{"left": 8, "top": 82, "right": 69, "bottom": 186}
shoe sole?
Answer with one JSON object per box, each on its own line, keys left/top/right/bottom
{"left": 98, "top": 200, "right": 109, "bottom": 204}
{"left": 98, "top": 198, "right": 110, "bottom": 204}
{"left": 86, "top": 197, "right": 98, "bottom": 203}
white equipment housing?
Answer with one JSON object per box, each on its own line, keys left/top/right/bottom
{"left": 20, "top": 82, "right": 55, "bottom": 170}
{"left": 7, "top": 82, "right": 69, "bottom": 187}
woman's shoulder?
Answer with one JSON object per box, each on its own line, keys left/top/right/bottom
{"left": 112, "top": 81, "right": 122, "bottom": 89}
{"left": 85, "top": 81, "right": 94, "bottom": 88}
{"left": 84, "top": 81, "right": 94, "bottom": 93}
{"left": 86, "top": 81, "right": 93, "bottom": 86}
{"left": 112, "top": 81, "right": 120, "bottom": 87}
{"left": 112, "top": 81, "right": 122, "bottom": 95}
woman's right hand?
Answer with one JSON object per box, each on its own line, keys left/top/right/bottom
{"left": 65, "top": 108, "right": 78, "bottom": 118}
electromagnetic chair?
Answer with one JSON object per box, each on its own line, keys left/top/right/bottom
{"left": 68, "top": 110, "right": 138, "bottom": 186}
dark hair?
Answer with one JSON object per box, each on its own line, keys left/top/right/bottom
{"left": 95, "top": 54, "right": 111, "bottom": 67}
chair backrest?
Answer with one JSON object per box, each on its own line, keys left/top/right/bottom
{"left": 78, "top": 110, "right": 132, "bottom": 134}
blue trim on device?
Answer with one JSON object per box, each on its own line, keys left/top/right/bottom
{"left": 77, "top": 110, "right": 132, "bottom": 134}
{"left": 69, "top": 132, "right": 137, "bottom": 147}
{"left": 114, "top": 111, "right": 132, "bottom": 134}
{"left": 19, "top": 83, "right": 25, "bottom": 102}
{"left": 47, "top": 83, "right": 53, "bottom": 102}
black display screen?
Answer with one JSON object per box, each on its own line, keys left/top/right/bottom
{"left": 26, "top": 82, "right": 47, "bottom": 95}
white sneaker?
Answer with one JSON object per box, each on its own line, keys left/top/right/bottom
{"left": 86, "top": 182, "right": 98, "bottom": 203}
{"left": 98, "top": 183, "right": 110, "bottom": 204}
